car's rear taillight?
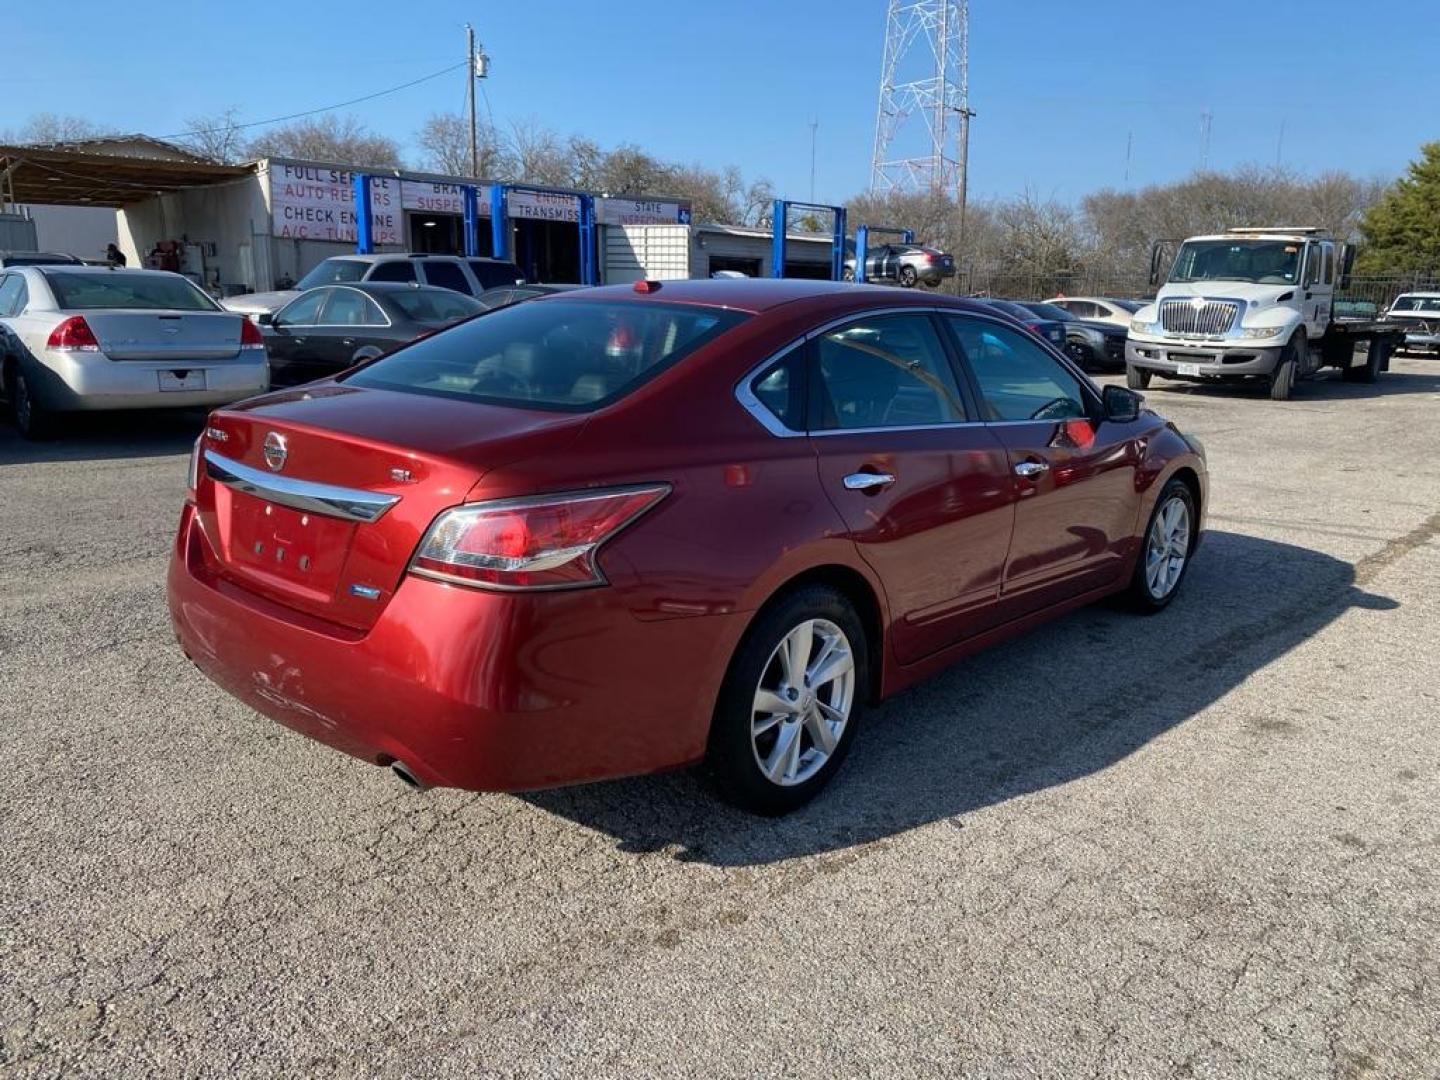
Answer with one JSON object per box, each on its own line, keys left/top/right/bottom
{"left": 187, "top": 435, "right": 203, "bottom": 497}
{"left": 47, "top": 316, "right": 100, "bottom": 351}
{"left": 239, "top": 318, "right": 266, "bottom": 351}
{"left": 410, "top": 484, "right": 670, "bottom": 590}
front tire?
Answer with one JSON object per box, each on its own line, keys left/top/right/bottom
{"left": 1269, "top": 334, "right": 1302, "bottom": 400}
{"left": 1123, "top": 478, "right": 1197, "bottom": 613}
{"left": 1126, "top": 364, "right": 1152, "bottom": 390}
{"left": 706, "top": 586, "right": 867, "bottom": 815}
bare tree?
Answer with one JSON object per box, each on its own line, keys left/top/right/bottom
{"left": 415, "top": 112, "right": 508, "bottom": 178}
{"left": 507, "top": 120, "right": 573, "bottom": 186}
{"left": 179, "top": 107, "right": 247, "bottom": 164}
{"left": 5, "top": 113, "right": 112, "bottom": 145}
{"left": 247, "top": 114, "right": 402, "bottom": 168}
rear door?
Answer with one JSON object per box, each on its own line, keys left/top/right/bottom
{"left": 807, "top": 310, "right": 1015, "bottom": 664}
{"left": 943, "top": 313, "right": 1144, "bottom": 617}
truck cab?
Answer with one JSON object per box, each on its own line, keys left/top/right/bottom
{"left": 1125, "top": 227, "right": 1370, "bottom": 400}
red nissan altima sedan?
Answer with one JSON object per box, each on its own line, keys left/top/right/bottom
{"left": 168, "top": 279, "right": 1207, "bottom": 814}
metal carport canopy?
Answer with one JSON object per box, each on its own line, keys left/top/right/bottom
{"left": 0, "top": 142, "right": 250, "bottom": 207}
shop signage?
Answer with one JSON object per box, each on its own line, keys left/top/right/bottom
{"left": 268, "top": 164, "right": 401, "bottom": 244}
{"left": 597, "top": 197, "right": 691, "bottom": 226}
{"left": 399, "top": 180, "right": 482, "bottom": 216}
{"left": 506, "top": 190, "right": 580, "bottom": 223}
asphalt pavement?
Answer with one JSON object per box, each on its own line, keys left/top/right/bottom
{"left": 2, "top": 361, "right": 1438, "bottom": 1078}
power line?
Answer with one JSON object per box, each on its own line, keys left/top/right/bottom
{"left": 157, "top": 61, "right": 468, "bottom": 141}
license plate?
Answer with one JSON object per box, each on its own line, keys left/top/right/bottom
{"left": 159, "top": 369, "right": 207, "bottom": 392}
{"left": 1176, "top": 362, "right": 1203, "bottom": 377}
{"left": 227, "top": 491, "right": 353, "bottom": 599}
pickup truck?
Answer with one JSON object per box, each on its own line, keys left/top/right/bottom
{"left": 1126, "top": 227, "right": 1402, "bottom": 400}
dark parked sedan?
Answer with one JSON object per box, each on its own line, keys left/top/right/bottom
{"left": 170, "top": 279, "right": 1207, "bottom": 815}
{"left": 475, "top": 283, "right": 585, "bottom": 311}
{"left": 974, "top": 298, "right": 1068, "bottom": 351}
{"left": 1020, "top": 301, "right": 1128, "bottom": 372}
{"left": 260, "top": 283, "right": 484, "bottom": 386}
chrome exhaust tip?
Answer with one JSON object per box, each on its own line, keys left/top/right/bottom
{"left": 391, "top": 761, "right": 428, "bottom": 791}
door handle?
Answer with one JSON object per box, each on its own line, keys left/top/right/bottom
{"left": 342, "top": 338, "right": 355, "bottom": 346}
{"left": 843, "top": 472, "right": 896, "bottom": 491}
{"left": 1014, "top": 461, "right": 1050, "bottom": 479}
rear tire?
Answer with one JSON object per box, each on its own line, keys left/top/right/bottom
{"left": 706, "top": 586, "right": 867, "bottom": 816}
{"left": 899, "top": 265, "right": 918, "bottom": 288}
{"left": 1126, "top": 364, "right": 1151, "bottom": 390}
{"left": 1342, "top": 341, "right": 1382, "bottom": 383}
{"left": 8, "top": 367, "right": 55, "bottom": 440}
{"left": 1122, "top": 478, "right": 1197, "bottom": 614}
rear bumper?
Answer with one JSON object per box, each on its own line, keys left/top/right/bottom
{"left": 29, "top": 351, "right": 269, "bottom": 411}
{"left": 1127, "top": 338, "right": 1282, "bottom": 378}
{"left": 167, "top": 503, "right": 744, "bottom": 792}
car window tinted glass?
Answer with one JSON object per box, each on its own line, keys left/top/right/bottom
{"left": 1323, "top": 245, "right": 1335, "bottom": 285}
{"left": 0, "top": 274, "right": 21, "bottom": 316}
{"left": 276, "top": 290, "right": 328, "bottom": 326}
{"left": 322, "top": 289, "right": 382, "bottom": 326}
{"left": 751, "top": 347, "right": 804, "bottom": 431}
{"left": 367, "top": 261, "right": 417, "bottom": 283}
{"left": 813, "top": 313, "right": 966, "bottom": 430}
{"left": 1392, "top": 295, "right": 1440, "bottom": 312}
{"left": 345, "top": 300, "right": 746, "bottom": 410}
{"left": 1027, "top": 302, "right": 1073, "bottom": 321}
{"left": 1111, "top": 299, "right": 1144, "bottom": 313}
{"left": 469, "top": 260, "right": 523, "bottom": 288}
{"left": 947, "top": 316, "right": 1089, "bottom": 423}
{"left": 388, "top": 288, "right": 485, "bottom": 323}
{"left": 44, "top": 272, "right": 219, "bottom": 311}
{"left": 296, "top": 259, "right": 367, "bottom": 288}
{"left": 421, "top": 260, "right": 473, "bottom": 294}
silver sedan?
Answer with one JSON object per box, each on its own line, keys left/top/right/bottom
{"left": 0, "top": 266, "right": 269, "bottom": 439}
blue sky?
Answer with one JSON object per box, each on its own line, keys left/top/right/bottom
{"left": 7, "top": 0, "right": 1435, "bottom": 204}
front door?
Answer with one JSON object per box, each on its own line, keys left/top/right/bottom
{"left": 807, "top": 311, "right": 1016, "bottom": 664}
{"left": 264, "top": 288, "right": 330, "bottom": 386}
{"left": 942, "top": 314, "right": 1144, "bottom": 618}
{"left": 1303, "top": 241, "right": 1335, "bottom": 339}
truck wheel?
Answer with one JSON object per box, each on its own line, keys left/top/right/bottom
{"left": 1126, "top": 364, "right": 1151, "bottom": 390}
{"left": 899, "top": 265, "right": 918, "bottom": 288}
{"left": 1268, "top": 335, "right": 1302, "bottom": 401}
{"left": 1342, "top": 340, "right": 1383, "bottom": 383}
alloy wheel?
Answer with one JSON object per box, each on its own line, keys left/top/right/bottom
{"left": 1145, "top": 495, "right": 1191, "bottom": 600}
{"left": 750, "top": 618, "right": 855, "bottom": 787}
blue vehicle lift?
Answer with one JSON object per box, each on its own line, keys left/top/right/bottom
{"left": 853, "top": 223, "right": 915, "bottom": 284}
{"left": 490, "top": 183, "right": 598, "bottom": 286}
{"left": 770, "top": 199, "right": 848, "bottom": 281}
{"left": 352, "top": 174, "right": 598, "bottom": 285}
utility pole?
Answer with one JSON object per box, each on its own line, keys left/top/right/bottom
{"left": 1124, "top": 131, "right": 1133, "bottom": 184}
{"left": 1199, "top": 109, "right": 1213, "bottom": 171}
{"left": 808, "top": 118, "right": 819, "bottom": 202}
{"left": 1276, "top": 118, "right": 1286, "bottom": 168}
{"left": 466, "top": 24, "right": 479, "bottom": 179}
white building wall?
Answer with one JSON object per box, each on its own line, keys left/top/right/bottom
{"left": 604, "top": 225, "right": 691, "bottom": 283}
{"left": 22, "top": 205, "right": 116, "bottom": 258}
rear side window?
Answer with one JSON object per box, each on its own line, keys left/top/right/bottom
{"left": 0, "top": 274, "right": 22, "bottom": 316}
{"left": 366, "top": 261, "right": 417, "bottom": 283}
{"left": 749, "top": 346, "right": 806, "bottom": 432}
{"left": 470, "top": 260, "right": 523, "bottom": 288}
{"left": 388, "top": 288, "right": 484, "bottom": 323}
{"left": 44, "top": 272, "right": 219, "bottom": 311}
{"left": 345, "top": 299, "right": 746, "bottom": 410}
{"left": 420, "top": 260, "right": 473, "bottom": 294}
{"left": 811, "top": 313, "right": 967, "bottom": 430}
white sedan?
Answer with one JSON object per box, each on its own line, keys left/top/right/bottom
{"left": 0, "top": 266, "right": 269, "bottom": 439}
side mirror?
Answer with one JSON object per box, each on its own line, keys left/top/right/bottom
{"left": 257, "top": 312, "right": 275, "bottom": 326}
{"left": 1102, "top": 384, "right": 1141, "bottom": 423}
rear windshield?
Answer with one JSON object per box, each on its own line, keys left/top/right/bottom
{"left": 296, "top": 259, "right": 367, "bottom": 288}
{"left": 5, "top": 253, "right": 80, "bottom": 266}
{"left": 388, "top": 288, "right": 485, "bottom": 323}
{"left": 345, "top": 299, "right": 746, "bottom": 410}
{"left": 1391, "top": 295, "right": 1440, "bottom": 312}
{"left": 44, "top": 272, "right": 219, "bottom": 311}
{"left": 1025, "top": 302, "right": 1073, "bottom": 321}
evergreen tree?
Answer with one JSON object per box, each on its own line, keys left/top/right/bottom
{"left": 1357, "top": 142, "right": 1440, "bottom": 273}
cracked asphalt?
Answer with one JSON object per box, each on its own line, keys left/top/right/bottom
{"left": 2, "top": 359, "right": 1439, "bottom": 1078}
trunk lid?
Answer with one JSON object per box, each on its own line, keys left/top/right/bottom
{"left": 196, "top": 384, "right": 585, "bottom": 629}
{"left": 85, "top": 310, "right": 245, "bottom": 361}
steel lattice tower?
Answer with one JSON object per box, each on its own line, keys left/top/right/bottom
{"left": 870, "top": 0, "right": 971, "bottom": 201}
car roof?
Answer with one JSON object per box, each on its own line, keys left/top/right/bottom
{"left": 310, "top": 281, "right": 472, "bottom": 295}
{"left": 323, "top": 253, "right": 515, "bottom": 264}
{"left": 566, "top": 278, "right": 947, "bottom": 314}
{"left": 1394, "top": 291, "right": 1440, "bottom": 299}
{"left": 33, "top": 265, "right": 185, "bottom": 280}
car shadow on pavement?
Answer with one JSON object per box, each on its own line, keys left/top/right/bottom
{"left": 522, "top": 530, "right": 1397, "bottom": 867}
{"left": 0, "top": 408, "right": 206, "bottom": 465}
{"left": 1144, "top": 366, "right": 1440, "bottom": 401}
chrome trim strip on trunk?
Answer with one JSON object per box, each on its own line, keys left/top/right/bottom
{"left": 203, "top": 450, "right": 400, "bottom": 524}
